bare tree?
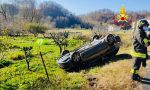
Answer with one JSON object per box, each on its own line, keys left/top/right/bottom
{"left": 14, "top": 0, "right": 42, "bottom": 23}
{"left": 50, "top": 32, "right": 69, "bottom": 54}
{"left": 0, "top": 4, "right": 7, "bottom": 21}
{"left": 23, "top": 47, "right": 32, "bottom": 71}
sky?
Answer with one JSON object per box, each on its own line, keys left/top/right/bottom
{"left": 2, "top": 0, "right": 150, "bottom": 15}
{"left": 48, "top": 0, "right": 150, "bottom": 15}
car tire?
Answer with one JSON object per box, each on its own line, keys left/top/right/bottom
{"left": 115, "top": 36, "right": 121, "bottom": 42}
{"left": 106, "top": 34, "right": 115, "bottom": 44}
{"left": 61, "top": 50, "right": 70, "bottom": 56}
{"left": 72, "top": 52, "right": 81, "bottom": 63}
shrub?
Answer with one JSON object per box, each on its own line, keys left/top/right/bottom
{"left": 73, "top": 35, "right": 91, "bottom": 45}
{"left": 25, "top": 23, "right": 48, "bottom": 37}
{"left": 0, "top": 36, "right": 11, "bottom": 60}
{"left": 0, "top": 60, "right": 12, "bottom": 68}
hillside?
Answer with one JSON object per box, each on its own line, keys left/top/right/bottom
{"left": 80, "top": 9, "right": 150, "bottom": 26}
{"left": 0, "top": 0, "right": 93, "bottom": 29}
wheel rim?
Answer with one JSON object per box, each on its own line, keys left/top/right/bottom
{"left": 72, "top": 53, "right": 80, "bottom": 62}
{"left": 107, "top": 34, "right": 115, "bottom": 44}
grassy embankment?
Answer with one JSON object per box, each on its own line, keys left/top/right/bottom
{"left": 0, "top": 29, "right": 147, "bottom": 90}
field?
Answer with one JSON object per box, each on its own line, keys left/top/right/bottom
{"left": 0, "top": 29, "right": 147, "bottom": 90}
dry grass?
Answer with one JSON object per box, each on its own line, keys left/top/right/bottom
{"left": 54, "top": 29, "right": 133, "bottom": 48}
{"left": 82, "top": 48, "right": 148, "bottom": 90}
{"left": 49, "top": 29, "right": 92, "bottom": 36}
{"left": 88, "top": 60, "right": 145, "bottom": 90}
{"left": 59, "top": 29, "right": 92, "bottom": 36}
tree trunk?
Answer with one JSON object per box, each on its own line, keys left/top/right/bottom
{"left": 39, "top": 51, "right": 50, "bottom": 82}
{"left": 24, "top": 50, "right": 30, "bottom": 71}
{"left": 59, "top": 45, "right": 62, "bottom": 54}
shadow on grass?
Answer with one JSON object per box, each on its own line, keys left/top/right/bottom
{"left": 68, "top": 53, "right": 132, "bottom": 72}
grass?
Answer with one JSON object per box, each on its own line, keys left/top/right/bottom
{"left": 89, "top": 61, "right": 143, "bottom": 90}
{"left": 0, "top": 29, "right": 147, "bottom": 90}
{"left": 0, "top": 35, "right": 87, "bottom": 90}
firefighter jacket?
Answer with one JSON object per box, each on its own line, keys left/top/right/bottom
{"left": 131, "top": 29, "right": 150, "bottom": 59}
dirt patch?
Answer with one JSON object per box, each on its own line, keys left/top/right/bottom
{"left": 84, "top": 74, "right": 98, "bottom": 89}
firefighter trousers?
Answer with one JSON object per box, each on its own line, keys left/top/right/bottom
{"left": 131, "top": 57, "right": 146, "bottom": 74}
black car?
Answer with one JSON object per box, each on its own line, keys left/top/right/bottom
{"left": 57, "top": 34, "right": 121, "bottom": 71}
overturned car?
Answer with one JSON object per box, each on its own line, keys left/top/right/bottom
{"left": 57, "top": 34, "right": 121, "bottom": 71}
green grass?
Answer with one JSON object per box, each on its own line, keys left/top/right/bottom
{"left": 0, "top": 36, "right": 87, "bottom": 90}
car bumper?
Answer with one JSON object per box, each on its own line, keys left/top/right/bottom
{"left": 57, "top": 55, "right": 74, "bottom": 70}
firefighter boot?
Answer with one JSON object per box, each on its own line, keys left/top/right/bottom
{"left": 132, "top": 74, "right": 141, "bottom": 81}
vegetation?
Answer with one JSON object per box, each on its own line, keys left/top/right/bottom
{"left": 81, "top": 9, "right": 150, "bottom": 27}
{"left": 0, "top": 0, "right": 149, "bottom": 35}
{"left": 0, "top": 0, "right": 93, "bottom": 34}
{"left": 0, "top": 0, "right": 149, "bottom": 90}
{"left": 25, "top": 23, "right": 48, "bottom": 37}
{"left": 0, "top": 29, "right": 145, "bottom": 90}
{"left": 0, "top": 32, "right": 87, "bottom": 90}
{"left": 0, "top": 60, "right": 12, "bottom": 68}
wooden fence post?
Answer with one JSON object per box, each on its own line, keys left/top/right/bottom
{"left": 39, "top": 51, "right": 50, "bottom": 81}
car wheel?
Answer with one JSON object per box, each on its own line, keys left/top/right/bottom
{"left": 106, "top": 34, "right": 115, "bottom": 44}
{"left": 115, "top": 36, "right": 121, "bottom": 42}
{"left": 93, "top": 35, "right": 100, "bottom": 40}
{"left": 61, "top": 50, "right": 70, "bottom": 56}
{"left": 72, "top": 52, "right": 81, "bottom": 63}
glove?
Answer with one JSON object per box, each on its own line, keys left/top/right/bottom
{"left": 142, "top": 61, "right": 147, "bottom": 67}
{"left": 144, "top": 41, "right": 150, "bottom": 47}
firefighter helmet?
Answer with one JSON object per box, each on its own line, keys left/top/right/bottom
{"left": 138, "top": 20, "right": 149, "bottom": 29}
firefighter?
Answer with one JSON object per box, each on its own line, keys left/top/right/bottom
{"left": 131, "top": 20, "right": 150, "bottom": 81}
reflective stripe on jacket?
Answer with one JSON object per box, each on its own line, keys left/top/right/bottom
{"left": 130, "top": 50, "right": 146, "bottom": 58}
